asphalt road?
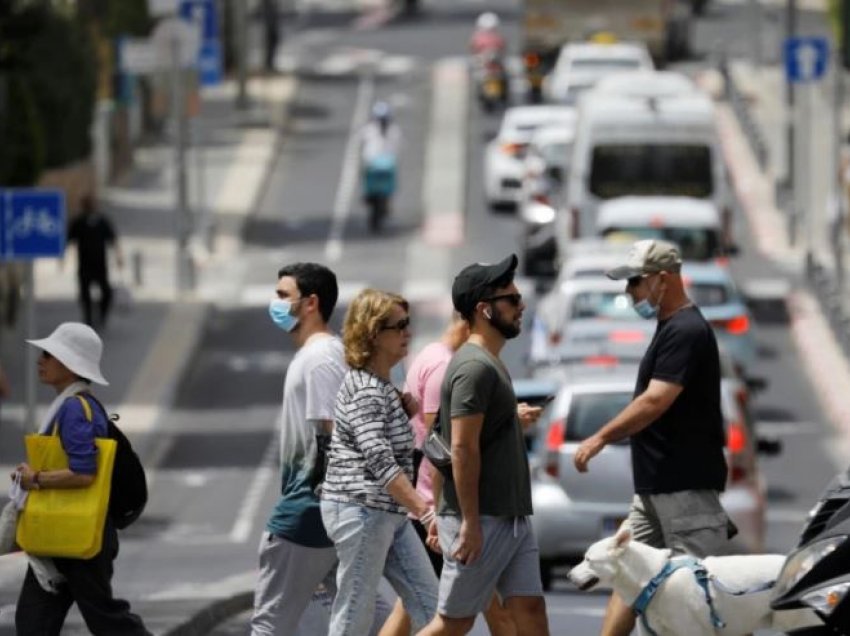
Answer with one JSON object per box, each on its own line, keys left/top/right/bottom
{"left": 1, "top": 1, "right": 843, "bottom": 634}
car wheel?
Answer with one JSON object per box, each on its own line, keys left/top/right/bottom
{"left": 540, "top": 562, "right": 554, "bottom": 591}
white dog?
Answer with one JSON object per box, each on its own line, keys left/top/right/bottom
{"left": 568, "top": 528, "right": 818, "bottom": 636}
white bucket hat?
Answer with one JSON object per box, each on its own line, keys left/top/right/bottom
{"left": 27, "top": 322, "right": 109, "bottom": 386}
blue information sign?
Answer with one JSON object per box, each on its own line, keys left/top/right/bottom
{"left": 0, "top": 189, "right": 66, "bottom": 260}
{"left": 784, "top": 36, "right": 829, "bottom": 83}
{"left": 180, "top": 0, "right": 222, "bottom": 86}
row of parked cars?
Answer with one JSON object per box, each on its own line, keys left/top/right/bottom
{"left": 483, "top": 39, "right": 780, "bottom": 589}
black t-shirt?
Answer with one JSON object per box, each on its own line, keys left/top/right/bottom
{"left": 68, "top": 214, "right": 116, "bottom": 274}
{"left": 632, "top": 305, "right": 727, "bottom": 494}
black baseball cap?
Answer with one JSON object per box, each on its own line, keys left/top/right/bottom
{"left": 452, "top": 254, "right": 518, "bottom": 316}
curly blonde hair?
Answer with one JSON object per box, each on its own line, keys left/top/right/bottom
{"left": 343, "top": 289, "right": 409, "bottom": 369}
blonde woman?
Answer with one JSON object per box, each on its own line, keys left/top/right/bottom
{"left": 320, "top": 289, "right": 438, "bottom": 636}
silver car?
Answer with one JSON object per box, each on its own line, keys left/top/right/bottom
{"left": 529, "top": 360, "right": 770, "bottom": 589}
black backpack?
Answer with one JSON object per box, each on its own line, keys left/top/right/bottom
{"left": 75, "top": 393, "right": 148, "bottom": 529}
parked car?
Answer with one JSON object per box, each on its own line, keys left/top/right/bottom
{"left": 519, "top": 125, "right": 575, "bottom": 277}
{"left": 596, "top": 196, "right": 731, "bottom": 260}
{"left": 543, "top": 42, "right": 653, "bottom": 105}
{"left": 484, "top": 105, "right": 576, "bottom": 210}
{"left": 529, "top": 358, "right": 773, "bottom": 589}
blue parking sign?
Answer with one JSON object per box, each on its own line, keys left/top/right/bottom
{"left": 0, "top": 189, "right": 66, "bottom": 260}
{"left": 784, "top": 37, "right": 829, "bottom": 83}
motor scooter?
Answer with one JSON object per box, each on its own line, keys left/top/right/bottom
{"left": 362, "top": 153, "right": 397, "bottom": 232}
{"left": 772, "top": 466, "right": 850, "bottom": 634}
{"left": 473, "top": 51, "right": 508, "bottom": 112}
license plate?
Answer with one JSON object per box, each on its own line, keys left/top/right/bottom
{"left": 601, "top": 516, "right": 626, "bottom": 538}
{"left": 484, "top": 79, "right": 502, "bottom": 97}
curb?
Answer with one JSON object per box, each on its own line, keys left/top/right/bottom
{"left": 162, "top": 591, "right": 253, "bottom": 636}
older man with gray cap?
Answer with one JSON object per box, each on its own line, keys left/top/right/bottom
{"left": 573, "top": 240, "right": 733, "bottom": 636}
{"left": 419, "top": 254, "right": 550, "bottom": 636}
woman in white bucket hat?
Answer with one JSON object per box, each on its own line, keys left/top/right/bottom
{"left": 12, "top": 322, "right": 149, "bottom": 635}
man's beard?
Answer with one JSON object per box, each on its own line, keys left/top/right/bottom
{"left": 489, "top": 309, "right": 520, "bottom": 339}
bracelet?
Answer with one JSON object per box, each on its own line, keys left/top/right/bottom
{"left": 418, "top": 508, "right": 436, "bottom": 526}
{"left": 32, "top": 471, "right": 41, "bottom": 490}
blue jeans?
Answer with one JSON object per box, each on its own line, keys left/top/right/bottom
{"left": 321, "top": 500, "right": 438, "bottom": 636}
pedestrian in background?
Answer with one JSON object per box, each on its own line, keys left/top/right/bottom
{"left": 419, "top": 254, "right": 550, "bottom": 636}
{"left": 261, "top": 0, "right": 280, "bottom": 73}
{"left": 251, "top": 263, "right": 348, "bottom": 636}
{"left": 14, "top": 322, "right": 149, "bottom": 635}
{"left": 573, "top": 239, "right": 733, "bottom": 636}
{"left": 379, "top": 312, "right": 517, "bottom": 636}
{"left": 67, "top": 196, "right": 123, "bottom": 329}
{"left": 321, "top": 289, "right": 438, "bottom": 636}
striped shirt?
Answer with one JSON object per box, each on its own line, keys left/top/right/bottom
{"left": 321, "top": 368, "right": 414, "bottom": 514}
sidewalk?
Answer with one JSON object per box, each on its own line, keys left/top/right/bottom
{"left": 712, "top": 57, "right": 850, "bottom": 456}
{"left": 0, "top": 74, "right": 295, "bottom": 635}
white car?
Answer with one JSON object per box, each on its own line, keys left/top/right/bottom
{"left": 484, "top": 106, "right": 576, "bottom": 209}
{"left": 596, "top": 196, "right": 729, "bottom": 261}
{"left": 543, "top": 42, "right": 654, "bottom": 105}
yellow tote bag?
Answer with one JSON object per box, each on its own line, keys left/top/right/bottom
{"left": 16, "top": 400, "right": 117, "bottom": 559}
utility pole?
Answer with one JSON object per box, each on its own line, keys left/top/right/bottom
{"left": 786, "top": 0, "right": 798, "bottom": 191}
{"left": 234, "top": 0, "right": 249, "bottom": 109}
{"left": 170, "top": 30, "right": 193, "bottom": 293}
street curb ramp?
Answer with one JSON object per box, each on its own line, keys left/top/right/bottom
{"left": 163, "top": 591, "right": 253, "bottom": 636}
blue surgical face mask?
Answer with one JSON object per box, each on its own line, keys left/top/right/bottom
{"left": 633, "top": 298, "right": 658, "bottom": 320}
{"left": 269, "top": 298, "right": 300, "bottom": 332}
{"left": 632, "top": 277, "right": 661, "bottom": 320}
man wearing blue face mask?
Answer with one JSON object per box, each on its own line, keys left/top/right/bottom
{"left": 573, "top": 239, "right": 733, "bottom": 636}
{"left": 252, "top": 263, "right": 356, "bottom": 635}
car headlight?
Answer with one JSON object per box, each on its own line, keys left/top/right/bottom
{"left": 802, "top": 581, "right": 850, "bottom": 616}
{"left": 774, "top": 536, "right": 847, "bottom": 599}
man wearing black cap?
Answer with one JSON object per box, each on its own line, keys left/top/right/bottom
{"left": 420, "top": 255, "right": 550, "bottom": 636}
{"left": 573, "top": 240, "right": 732, "bottom": 636}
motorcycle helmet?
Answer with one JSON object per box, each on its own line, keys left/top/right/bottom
{"left": 371, "top": 100, "right": 392, "bottom": 122}
{"left": 476, "top": 12, "right": 499, "bottom": 32}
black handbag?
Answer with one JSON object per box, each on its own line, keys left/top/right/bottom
{"left": 421, "top": 410, "right": 452, "bottom": 474}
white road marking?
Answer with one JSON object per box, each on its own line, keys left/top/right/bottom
{"left": 325, "top": 75, "right": 375, "bottom": 262}
{"left": 229, "top": 432, "right": 279, "bottom": 543}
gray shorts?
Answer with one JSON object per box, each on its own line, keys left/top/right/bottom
{"left": 625, "top": 490, "right": 732, "bottom": 558}
{"left": 436, "top": 515, "right": 543, "bottom": 618}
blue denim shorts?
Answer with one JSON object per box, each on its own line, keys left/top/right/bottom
{"left": 436, "top": 515, "right": 543, "bottom": 618}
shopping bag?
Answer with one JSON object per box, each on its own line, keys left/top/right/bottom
{"left": 16, "top": 433, "right": 117, "bottom": 559}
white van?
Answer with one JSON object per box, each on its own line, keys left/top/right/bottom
{"left": 558, "top": 72, "right": 730, "bottom": 261}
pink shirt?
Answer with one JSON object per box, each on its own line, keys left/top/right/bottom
{"left": 404, "top": 341, "right": 453, "bottom": 509}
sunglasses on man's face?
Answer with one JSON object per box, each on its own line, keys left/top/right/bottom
{"left": 483, "top": 293, "right": 523, "bottom": 307}
{"left": 39, "top": 350, "right": 54, "bottom": 361}
{"left": 380, "top": 317, "right": 411, "bottom": 332}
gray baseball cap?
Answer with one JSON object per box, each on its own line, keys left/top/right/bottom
{"left": 606, "top": 239, "right": 683, "bottom": 280}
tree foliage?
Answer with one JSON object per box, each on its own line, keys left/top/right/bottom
{"left": 0, "top": 0, "right": 98, "bottom": 185}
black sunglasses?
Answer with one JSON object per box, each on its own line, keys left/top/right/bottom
{"left": 627, "top": 275, "right": 652, "bottom": 288}
{"left": 381, "top": 317, "right": 411, "bottom": 332}
{"left": 39, "top": 350, "right": 54, "bottom": 360}
{"left": 483, "top": 293, "right": 523, "bottom": 307}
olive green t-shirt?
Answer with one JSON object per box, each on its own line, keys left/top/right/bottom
{"left": 438, "top": 343, "right": 533, "bottom": 517}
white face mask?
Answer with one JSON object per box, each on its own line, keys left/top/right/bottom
{"left": 632, "top": 277, "right": 662, "bottom": 320}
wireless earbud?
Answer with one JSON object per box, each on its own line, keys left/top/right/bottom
{"left": 483, "top": 308, "right": 492, "bottom": 320}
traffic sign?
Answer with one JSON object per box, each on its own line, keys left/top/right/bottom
{"left": 0, "top": 189, "right": 66, "bottom": 260}
{"left": 784, "top": 36, "right": 830, "bottom": 83}
{"left": 180, "top": 0, "right": 222, "bottom": 86}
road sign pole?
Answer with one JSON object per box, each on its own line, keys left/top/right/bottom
{"left": 171, "top": 35, "right": 193, "bottom": 294}
{"left": 23, "top": 261, "right": 36, "bottom": 431}
{"left": 804, "top": 82, "right": 817, "bottom": 271}
{"left": 786, "top": 0, "right": 798, "bottom": 190}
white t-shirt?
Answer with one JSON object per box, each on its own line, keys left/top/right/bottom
{"left": 267, "top": 335, "right": 347, "bottom": 546}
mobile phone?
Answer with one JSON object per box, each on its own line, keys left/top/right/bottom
{"left": 540, "top": 395, "right": 556, "bottom": 407}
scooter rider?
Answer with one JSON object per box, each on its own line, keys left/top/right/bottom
{"left": 470, "top": 12, "right": 506, "bottom": 56}
{"left": 361, "top": 101, "right": 401, "bottom": 164}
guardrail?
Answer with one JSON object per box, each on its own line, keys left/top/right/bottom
{"left": 719, "top": 55, "right": 769, "bottom": 171}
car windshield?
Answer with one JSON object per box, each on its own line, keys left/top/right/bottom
{"left": 541, "top": 142, "right": 571, "bottom": 166}
{"left": 565, "top": 392, "right": 633, "bottom": 442}
{"left": 589, "top": 144, "right": 714, "bottom": 199}
{"left": 687, "top": 282, "right": 729, "bottom": 306}
{"left": 572, "top": 59, "right": 643, "bottom": 72}
{"left": 570, "top": 291, "right": 635, "bottom": 319}
{"left": 602, "top": 226, "right": 721, "bottom": 260}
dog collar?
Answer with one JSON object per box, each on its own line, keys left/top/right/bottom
{"left": 632, "top": 555, "right": 726, "bottom": 636}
